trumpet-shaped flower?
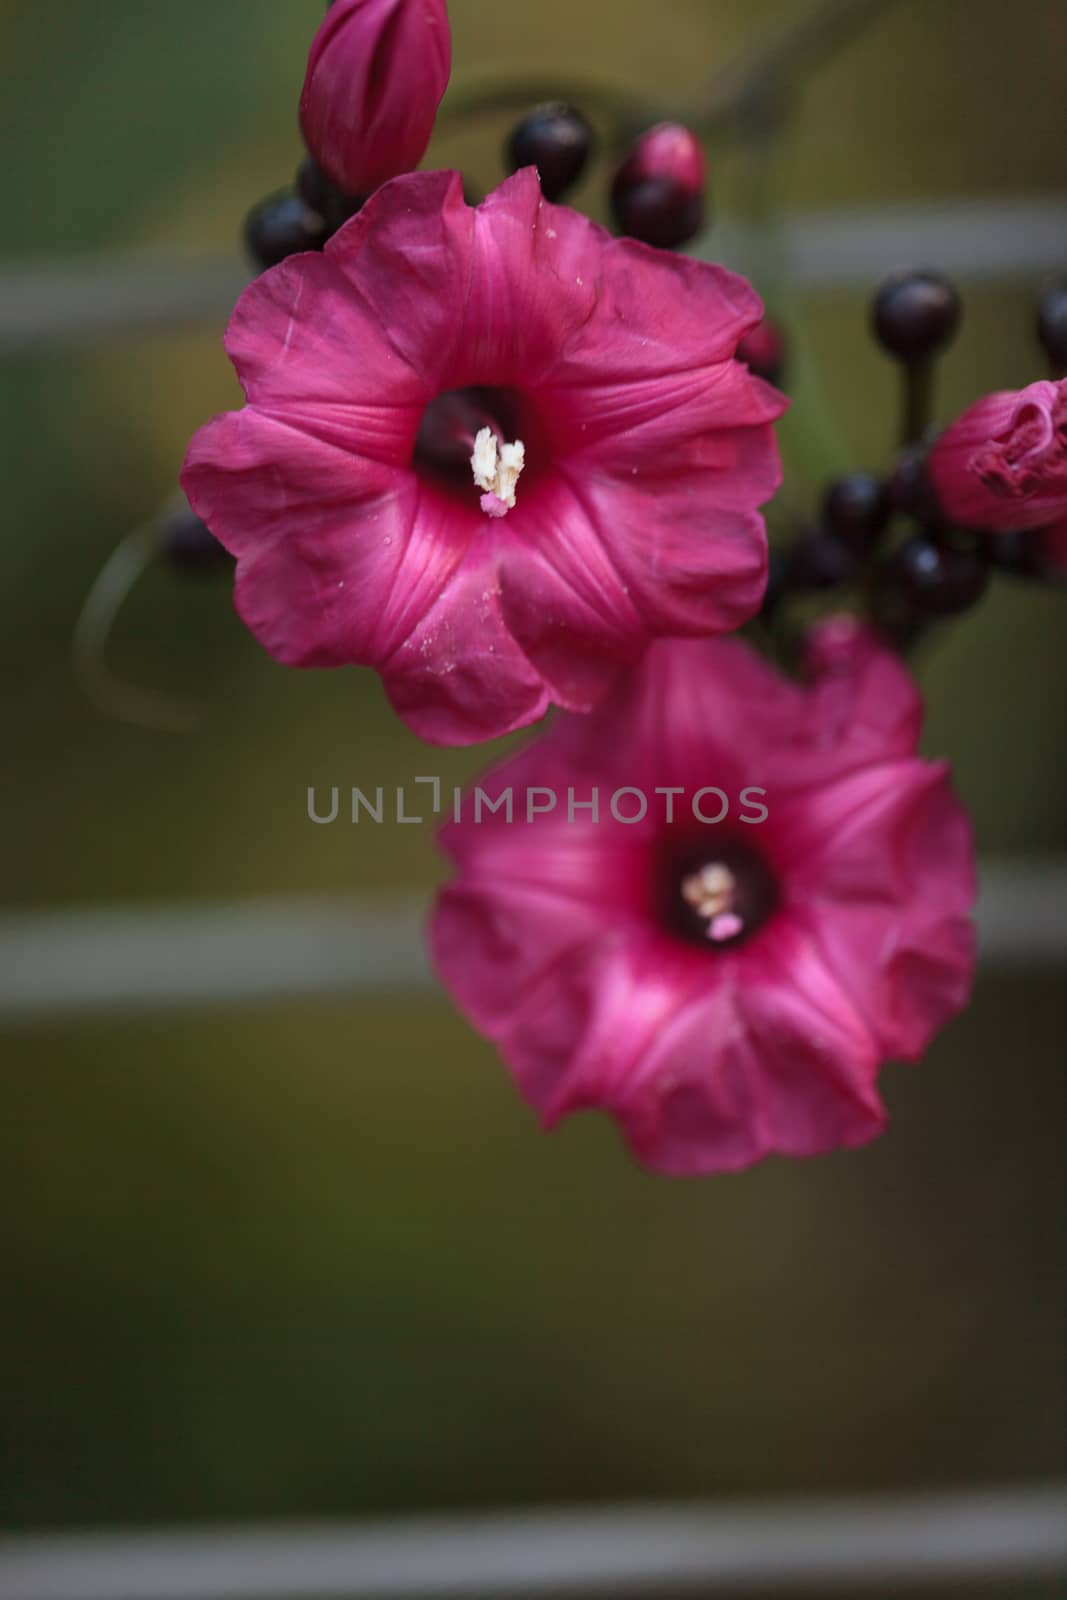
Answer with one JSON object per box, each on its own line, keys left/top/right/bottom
{"left": 182, "top": 169, "right": 784, "bottom": 745}
{"left": 430, "top": 619, "right": 977, "bottom": 1174}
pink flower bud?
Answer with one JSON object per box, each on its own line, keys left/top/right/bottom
{"left": 610, "top": 123, "right": 707, "bottom": 250}
{"left": 617, "top": 123, "right": 705, "bottom": 198}
{"left": 928, "top": 378, "right": 1067, "bottom": 531}
{"left": 299, "top": 0, "right": 451, "bottom": 198}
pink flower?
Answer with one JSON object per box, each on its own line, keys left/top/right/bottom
{"left": 430, "top": 618, "right": 976, "bottom": 1175}
{"left": 929, "top": 378, "right": 1067, "bottom": 531}
{"left": 182, "top": 169, "right": 783, "bottom": 746}
{"left": 299, "top": 0, "right": 451, "bottom": 198}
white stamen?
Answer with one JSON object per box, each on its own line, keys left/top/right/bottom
{"left": 471, "top": 427, "right": 499, "bottom": 493}
{"left": 681, "top": 862, "right": 736, "bottom": 921}
{"left": 471, "top": 425, "right": 525, "bottom": 516}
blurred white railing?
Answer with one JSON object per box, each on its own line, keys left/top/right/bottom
{"left": 0, "top": 858, "right": 1062, "bottom": 1021}
{"left": 2, "top": 197, "right": 1065, "bottom": 352}
{"left": 1, "top": 1486, "right": 1065, "bottom": 1599}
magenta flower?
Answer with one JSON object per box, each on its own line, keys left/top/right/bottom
{"left": 929, "top": 378, "right": 1067, "bottom": 532}
{"left": 430, "top": 619, "right": 976, "bottom": 1175}
{"left": 299, "top": 0, "right": 451, "bottom": 198}
{"left": 182, "top": 169, "right": 783, "bottom": 745}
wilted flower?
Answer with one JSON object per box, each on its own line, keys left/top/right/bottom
{"left": 430, "top": 619, "right": 976, "bottom": 1175}
{"left": 182, "top": 169, "right": 783, "bottom": 746}
{"left": 299, "top": 0, "right": 452, "bottom": 198}
{"left": 929, "top": 378, "right": 1067, "bottom": 531}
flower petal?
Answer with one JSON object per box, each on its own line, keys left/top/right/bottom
{"left": 380, "top": 535, "right": 550, "bottom": 744}
{"left": 183, "top": 411, "right": 469, "bottom": 668}
{"left": 616, "top": 920, "right": 886, "bottom": 1176}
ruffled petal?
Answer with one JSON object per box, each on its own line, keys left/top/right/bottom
{"left": 549, "top": 234, "right": 769, "bottom": 388}
{"left": 380, "top": 535, "right": 550, "bottom": 744}
{"left": 494, "top": 477, "right": 648, "bottom": 710}
{"left": 325, "top": 171, "right": 477, "bottom": 391}
{"left": 779, "top": 760, "right": 977, "bottom": 1060}
{"left": 183, "top": 411, "right": 469, "bottom": 668}
{"left": 616, "top": 919, "right": 886, "bottom": 1176}
{"left": 223, "top": 251, "right": 429, "bottom": 432}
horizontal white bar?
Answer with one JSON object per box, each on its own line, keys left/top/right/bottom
{"left": 0, "top": 859, "right": 1062, "bottom": 1022}
{"left": 0, "top": 896, "right": 432, "bottom": 1019}
{"left": 2, "top": 198, "right": 1064, "bottom": 351}
{"left": 0, "top": 258, "right": 249, "bottom": 352}
{"left": 1, "top": 1487, "right": 1064, "bottom": 1599}
{"left": 711, "top": 196, "right": 1067, "bottom": 288}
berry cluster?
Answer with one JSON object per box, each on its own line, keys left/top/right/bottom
{"left": 163, "top": 9, "right": 1067, "bottom": 680}
{"left": 764, "top": 274, "right": 1067, "bottom": 652}
{"left": 505, "top": 102, "right": 707, "bottom": 250}
{"left": 245, "top": 158, "right": 363, "bottom": 271}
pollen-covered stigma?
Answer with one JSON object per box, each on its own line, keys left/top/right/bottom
{"left": 471, "top": 425, "right": 525, "bottom": 519}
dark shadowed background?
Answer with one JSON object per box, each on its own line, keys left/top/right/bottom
{"left": 0, "top": 0, "right": 1064, "bottom": 1583}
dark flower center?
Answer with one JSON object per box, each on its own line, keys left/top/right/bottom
{"left": 658, "top": 839, "right": 778, "bottom": 950}
{"left": 415, "top": 387, "right": 527, "bottom": 495}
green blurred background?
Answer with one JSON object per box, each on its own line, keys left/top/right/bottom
{"left": 1, "top": 0, "right": 1064, "bottom": 1558}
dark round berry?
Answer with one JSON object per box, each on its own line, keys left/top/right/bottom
{"left": 611, "top": 177, "right": 704, "bottom": 250}
{"left": 736, "top": 317, "right": 786, "bottom": 386}
{"left": 871, "top": 271, "right": 961, "bottom": 361}
{"left": 985, "top": 529, "right": 1046, "bottom": 580}
{"left": 243, "top": 191, "right": 328, "bottom": 271}
{"left": 882, "top": 534, "right": 989, "bottom": 617}
{"left": 506, "top": 103, "right": 593, "bottom": 202}
{"left": 1036, "top": 280, "right": 1067, "bottom": 372}
{"left": 787, "top": 529, "right": 856, "bottom": 590}
{"left": 296, "top": 156, "right": 330, "bottom": 215}
{"left": 296, "top": 157, "right": 363, "bottom": 233}
{"left": 760, "top": 545, "right": 790, "bottom": 619}
{"left": 886, "top": 444, "right": 943, "bottom": 523}
{"left": 823, "top": 472, "right": 889, "bottom": 550}
{"left": 161, "top": 507, "right": 232, "bottom": 575}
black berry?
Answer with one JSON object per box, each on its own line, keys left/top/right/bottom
{"left": 872, "top": 271, "right": 961, "bottom": 361}
{"left": 296, "top": 157, "right": 362, "bottom": 233}
{"left": 887, "top": 444, "right": 943, "bottom": 523}
{"left": 611, "top": 178, "right": 704, "bottom": 249}
{"left": 787, "top": 529, "right": 856, "bottom": 590}
{"left": 243, "top": 191, "right": 328, "bottom": 271}
{"left": 882, "top": 534, "right": 989, "bottom": 617}
{"left": 1037, "top": 280, "right": 1067, "bottom": 372}
{"left": 736, "top": 317, "right": 786, "bottom": 386}
{"left": 162, "top": 507, "right": 232, "bottom": 575}
{"left": 760, "top": 546, "right": 790, "bottom": 619}
{"left": 823, "top": 472, "right": 890, "bottom": 550}
{"left": 506, "top": 104, "right": 593, "bottom": 202}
